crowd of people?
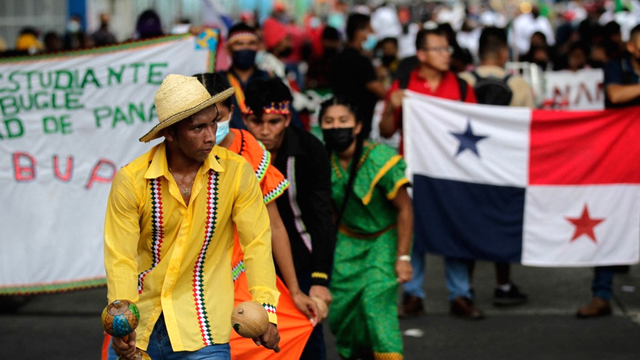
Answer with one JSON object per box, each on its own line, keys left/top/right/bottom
{"left": 5, "top": 1, "right": 639, "bottom": 360}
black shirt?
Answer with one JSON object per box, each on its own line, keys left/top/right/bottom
{"left": 273, "top": 126, "right": 335, "bottom": 287}
{"left": 603, "top": 56, "right": 640, "bottom": 109}
{"left": 330, "top": 47, "right": 378, "bottom": 138}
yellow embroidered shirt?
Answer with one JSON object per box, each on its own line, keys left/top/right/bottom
{"left": 104, "top": 143, "right": 279, "bottom": 352}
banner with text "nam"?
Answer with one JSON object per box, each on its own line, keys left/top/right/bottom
{"left": 0, "top": 35, "right": 214, "bottom": 295}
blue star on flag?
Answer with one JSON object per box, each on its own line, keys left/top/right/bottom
{"left": 450, "top": 120, "right": 488, "bottom": 157}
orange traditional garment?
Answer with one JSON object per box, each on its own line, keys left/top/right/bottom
{"left": 228, "top": 129, "right": 313, "bottom": 360}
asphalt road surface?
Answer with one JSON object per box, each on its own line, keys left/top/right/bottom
{"left": 2, "top": 255, "right": 639, "bottom": 359}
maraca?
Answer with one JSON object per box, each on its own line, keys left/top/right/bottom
{"left": 101, "top": 299, "right": 151, "bottom": 360}
{"left": 231, "top": 301, "right": 280, "bottom": 353}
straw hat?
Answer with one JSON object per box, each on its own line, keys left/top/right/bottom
{"left": 140, "top": 74, "right": 235, "bottom": 142}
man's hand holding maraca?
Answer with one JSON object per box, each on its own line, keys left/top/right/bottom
{"left": 102, "top": 299, "right": 149, "bottom": 360}
{"left": 253, "top": 323, "right": 280, "bottom": 352}
{"left": 111, "top": 330, "right": 138, "bottom": 360}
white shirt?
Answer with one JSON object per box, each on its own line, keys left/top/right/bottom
{"left": 511, "top": 12, "right": 556, "bottom": 56}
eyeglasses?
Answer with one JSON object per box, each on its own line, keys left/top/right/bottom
{"left": 420, "top": 46, "right": 454, "bottom": 54}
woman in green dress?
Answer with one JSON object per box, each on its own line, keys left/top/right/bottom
{"left": 320, "top": 97, "right": 413, "bottom": 360}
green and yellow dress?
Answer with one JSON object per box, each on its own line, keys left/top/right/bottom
{"left": 328, "top": 142, "right": 410, "bottom": 360}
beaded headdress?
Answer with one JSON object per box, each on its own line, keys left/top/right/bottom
{"left": 245, "top": 101, "right": 290, "bottom": 115}
{"left": 227, "top": 31, "right": 259, "bottom": 45}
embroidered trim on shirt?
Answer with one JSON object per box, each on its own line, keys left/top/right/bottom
{"left": 387, "top": 178, "right": 410, "bottom": 201}
{"left": 286, "top": 157, "right": 313, "bottom": 252}
{"left": 357, "top": 143, "right": 380, "bottom": 169}
{"left": 192, "top": 170, "right": 218, "bottom": 346}
{"left": 330, "top": 143, "right": 379, "bottom": 179}
{"left": 311, "top": 272, "right": 329, "bottom": 280}
{"left": 362, "top": 155, "right": 403, "bottom": 206}
{"left": 232, "top": 260, "right": 245, "bottom": 282}
{"left": 255, "top": 142, "right": 270, "bottom": 182}
{"left": 263, "top": 178, "right": 289, "bottom": 204}
{"left": 373, "top": 352, "right": 403, "bottom": 360}
{"left": 262, "top": 303, "right": 277, "bottom": 314}
{"left": 238, "top": 130, "right": 246, "bottom": 156}
{"left": 330, "top": 155, "right": 342, "bottom": 179}
{"left": 138, "top": 178, "right": 165, "bottom": 294}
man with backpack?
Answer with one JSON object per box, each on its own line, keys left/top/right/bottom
{"left": 459, "top": 27, "right": 534, "bottom": 108}
{"left": 458, "top": 27, "right": 534, "bottom": 308}
{"left": 380, "top": 28, "right": 483, "bottom": 320}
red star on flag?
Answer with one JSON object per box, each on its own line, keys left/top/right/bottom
{"left": 566, "top": 205, "right": 605, "bottom": 243}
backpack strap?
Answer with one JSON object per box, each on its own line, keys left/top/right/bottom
{"left": 456, "top": 76, "right": 468, "bottom": 102}
{"left": 471, "top": 70, "right": 481, "bottom": 83}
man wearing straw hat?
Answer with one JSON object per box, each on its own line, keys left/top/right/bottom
{"left": 104, "top": 74, "right": 280, "bottom": 360}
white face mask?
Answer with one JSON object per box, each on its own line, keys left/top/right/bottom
{"left": 215, "top": 115, "right": 231, "bottom": 145}
{"left": 362, "top": 33, "right": 377, "bottom": 52}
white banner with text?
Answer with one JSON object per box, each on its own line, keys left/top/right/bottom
{"left": 0, "top": 35, "right": 213, "bottom": 294}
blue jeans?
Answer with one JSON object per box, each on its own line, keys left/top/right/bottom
{"left": 404, "top": 251, "right": 426, "bottom": 299}
{"left": 404, "top": 252, "right": 472, "bottom": 301}
{"left": 592, "top": 266, "right": 617, "bottom": 301}
{"left": 107, "top": 314, "right": 231, "bottom": 360}
{"left": 444, "top": 257, "right": 473, "bottom": 301}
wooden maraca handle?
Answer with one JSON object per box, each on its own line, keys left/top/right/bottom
{"left": 115, "top": 348, "right": 151, "bottom": 360}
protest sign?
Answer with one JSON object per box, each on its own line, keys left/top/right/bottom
{"left": 0, "top": 35, "right": 214, "bottom": 294}
{"left": 541, "top": 69, "right": 604, "bottom": 110}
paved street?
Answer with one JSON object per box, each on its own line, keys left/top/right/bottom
{"left": 2, "top": 255, "right": 640, "bottom": 359}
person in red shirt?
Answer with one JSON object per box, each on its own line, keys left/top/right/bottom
{"left": 380, "top": 28, "right": 476, "bottom": 155}
{"left": 379, "top": 28, "right": 484, "bottom": 320}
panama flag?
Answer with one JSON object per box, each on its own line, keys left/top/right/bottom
{"left": 404, "top": 92, "right": 640, "bottom": 267}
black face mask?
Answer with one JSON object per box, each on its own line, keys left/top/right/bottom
{"left": 279, "top": 46, "right": 293, "bottom": 58}
{"left": 323, "top": 127, "right": 355, "bottom": 152}
{"left": 232, "top": 49, "right": 257, "bottom": 70}
{"left": 381, "top": 55, "right": 396, "bottom": 67}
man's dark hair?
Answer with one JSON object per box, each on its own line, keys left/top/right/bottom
{"left": 568, "top": 41, "right": 589, "bottom": 56}
{"left": 19, "top": 27, "right": 39, "bottom": 37}
{"left": 245, "top": 78, "right": 292, "bottom": 118}
{"left": 415, "top": 28, "right": 443, "bottom": 50}
{"left": 346, "top": 13, "right": 370, "bottom": 42}
{"left": 228, "top": 22, "right": 256, "bottom": 38}
{"left": 630, "top": 24, "right": 640, "bottom": 41}
{"left": 603, "top": 21, "right": 621, "bottom": 38}
{"left": 531, "top": 31, "right": 547, "bottom": 44}
{"left": 136, "top": 9, "right": 163, "bottom": 39}
{"left": 478, "top": 27, "right": 508, "bottom": 60}
{"left": 193, "top": 73, "right": 233, "bottom": 108}
{"left": 322, "top": 26, "right": 340, "bottom": 41}
{"left": 377, "top": 37, "right": 398, "bottom": 48}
